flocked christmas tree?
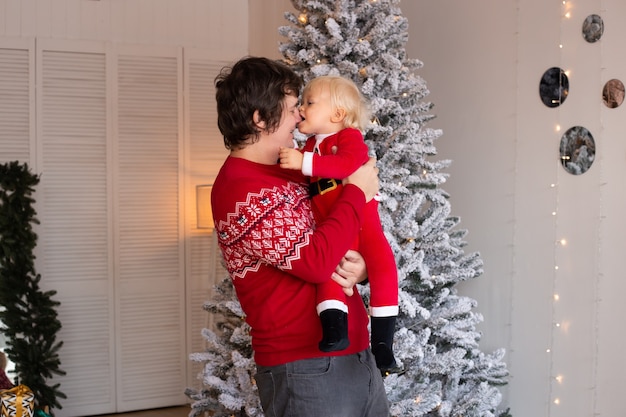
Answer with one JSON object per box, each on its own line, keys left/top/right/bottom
{"left": 187, "top": 0, "right": 510, "bottom": 416}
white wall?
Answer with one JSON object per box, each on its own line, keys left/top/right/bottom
{"left": 402, "top": 0, "right": 518, "bottom": 406}
{"left": 0, "top": 0, "right": 246, "bottom": 53}
{"left": 405, "top": 1, "right": 626, "bottom": 417}
{"left": 249, "top": 0, "right": 293, "bottom": 58}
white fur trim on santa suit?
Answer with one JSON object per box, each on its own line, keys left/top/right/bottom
{"left": 369, "top": 305, "right": 399, "bottom": 317}
{"left": 316, "top": 299, "right": 348, "bottom": 315}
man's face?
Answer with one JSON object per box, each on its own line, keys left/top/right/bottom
{"left": 273, "top": 94, "right": 302, "bottom": 149}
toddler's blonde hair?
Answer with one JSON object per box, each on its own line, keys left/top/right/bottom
{"left": 303, "top": 76, "right": 371, "bottom": 131}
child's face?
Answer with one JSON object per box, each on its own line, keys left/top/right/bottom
{"left": 297, "top": 85, "right": 339, "bottom": 135}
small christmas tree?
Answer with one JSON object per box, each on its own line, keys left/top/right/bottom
{"left": 188, "top": 1, "right": 510, "bottom": 416}
{"left": 0, "top": 161, "right": 66, "bottom": 413}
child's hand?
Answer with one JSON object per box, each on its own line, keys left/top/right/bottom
{"left": 279, "top": 147, "right": 304, "bottom": 170}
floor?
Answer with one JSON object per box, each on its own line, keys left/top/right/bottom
{"left": 96, "top": 405, "right": 191, "bottom": 417}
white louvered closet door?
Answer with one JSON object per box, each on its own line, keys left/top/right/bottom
{"left": 36, "top": 39, "right": 115, "bottom": 417}
{"left": 4, "top": 38, "right": 227, "bottom": 416}
{"left": 113, "top": 44, "right": 187, "bottom": 413}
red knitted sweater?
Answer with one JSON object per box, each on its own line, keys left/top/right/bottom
{"left": 211, "top": 156, "right": 370, "bottom": 366}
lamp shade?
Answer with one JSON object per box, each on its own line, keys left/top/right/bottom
{"left": 196, "top": 184, "right": 214, "bottom": 229}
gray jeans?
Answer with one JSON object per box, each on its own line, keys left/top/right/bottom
{"left": 255, "top": 349, "right": 389, "bottom": 417}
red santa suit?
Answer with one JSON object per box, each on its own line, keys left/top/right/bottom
{"left": 301, "top": 128, "right": 399, "bottom": 318}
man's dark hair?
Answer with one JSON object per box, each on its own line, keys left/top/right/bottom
{"left": 215, "top": 56, "right": 303, "bottom": 150}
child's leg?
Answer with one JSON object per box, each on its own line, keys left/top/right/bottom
{"left": 359, "top": 200, "right": 400, "bottom": 373}
{"left": 316, "top": 279, "right": 349, "bottom": 352}
{"left": 370, "top": 316, "right": 399, "bottom": 374}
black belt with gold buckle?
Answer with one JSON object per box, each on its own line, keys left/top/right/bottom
{"left": 309, "top": 178, "right": 341, "bottom": 197}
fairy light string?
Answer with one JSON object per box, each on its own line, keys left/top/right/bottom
{"left": 547, "top": 1, "right": 573, "bottom": 413}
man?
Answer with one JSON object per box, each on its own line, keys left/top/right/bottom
{"left": 210, "top": 56, "right": 389, "bottom": 417}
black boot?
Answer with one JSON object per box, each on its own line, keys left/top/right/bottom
{"left": 370, "top": 316, "right": 401, "bottom": 375}
{"left": 318, "top": 309, "right": 350, "bottom": 352}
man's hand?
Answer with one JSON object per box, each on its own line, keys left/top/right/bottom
{"left": 331, "top": 250, "right": 368, "bottom": 296}
{"left": 344, "top": 157, "right": 379, "bottom": 202}
{"left": 279, "top": 147, "right": 304, "bottom": 170}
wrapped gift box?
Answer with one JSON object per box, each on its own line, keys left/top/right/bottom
{"left": 1, "top": 385, "right": 34, "bottom": 417}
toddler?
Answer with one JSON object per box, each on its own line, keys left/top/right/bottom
{"left": 279, "top": 75, "right": 399, "bottom": 373}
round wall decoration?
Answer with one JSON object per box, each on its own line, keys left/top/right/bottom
{"left": 559, "top": 126, "right": 595, "bottom": 175}
{"left": 539, "top": 67, "right": 569, "bottom": 108}
{"left": 582, "top": 14, "right": 604, "bottom": 43}
{"left": 602, "top": 78, "right": 625, "bottom": 108}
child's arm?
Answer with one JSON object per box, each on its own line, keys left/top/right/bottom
{"left": 309, "top": 129, "right": 370, "bottom": 179}
{"left": 279, "top": 147, "right": 304, "bottom": 170}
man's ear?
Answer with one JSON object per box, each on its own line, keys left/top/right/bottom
{"left": 253, "top": 110, "right": 267, "bottom": 130}
{"left": 331, "top": 108, "right": 347, "bottom": 123}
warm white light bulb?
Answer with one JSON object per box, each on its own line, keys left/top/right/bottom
{"left": 559, "top": 238, "right": 567, "bottom": 246}
{"left": 554, "top": 398, "right": 561, "bottom": 405}
{"left": 555, "top": 375, "right": 563, "bottom": 383}
{"left": 554, "top": 294, "right": 560, "bottom": 301}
